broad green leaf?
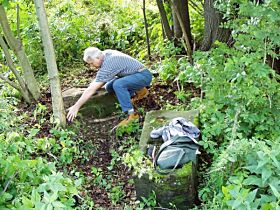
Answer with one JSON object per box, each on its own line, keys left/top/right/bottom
{"left": 246, "top": 189, "right": 258, "bottom": 204}
{"left": 22, "top": 196, "right": 33, "bottom": 208}
{"left": 243, "top": 176, "right": 263, "bottom": 187}
{"left": 269, "top": 184, "right": 280, "bottom": 198}
{"left": 52, "top": 201, "right": 65, "bottom": 208}
{"left": 262, "top": 168, "right": 272, "bottom": 184}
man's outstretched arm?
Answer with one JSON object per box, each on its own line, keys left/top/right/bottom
{"left": 67, "top": 81, "right": 105, "bottom": 122}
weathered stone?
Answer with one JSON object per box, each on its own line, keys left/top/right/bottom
{"left": 135, "top": 109, "right": 199, "bottom": 209}
{"left": 62, "top": 88, "right": 118, "bottom": 118}
{"left": 134, "top": 163, "right": 197, "bottom": 209}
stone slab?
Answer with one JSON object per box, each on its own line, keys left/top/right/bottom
{"left": 62, "top": 88, "right": 118, "bottom": 118}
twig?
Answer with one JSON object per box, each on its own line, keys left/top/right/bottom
{"left": 1, "top": 172, "right": 19, "bottom": 196}
{"left": 200, "top": 70, "right": 204, "bottom": 101}
{"left": 47, "top": 152, "right": 58, "bottom": 161}
{"left": 89, "top": 115, "right": 118, "bottom": 123}
{"left": 0, "top": 73, "right": 20, "bottom": 90}
{"left": 263, "top": 37, "right": 267, "bottom": 64}
{"left": 268, "top": 94, "right": 272, "bottom": 109}
{"left": 110, "top": 125, "right": 118, "bottom": 133}
{"left": 231, "top": 108, "right": 241, "bottom": 141}
{"left": 207, "top": 166, "right": 226, "bottom": 174}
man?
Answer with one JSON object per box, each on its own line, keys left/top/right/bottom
{"left": 67, "top": 47, "right": 152, "bottom": 126}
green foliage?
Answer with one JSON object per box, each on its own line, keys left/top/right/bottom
{"left": 139, "top": 191, "right": 157, "bottom": 209}
{"left": 189, "top": 1, "right": 204, "bottom": 44}
{"left": 178, "top": 0, "right": 280, "bottom": 208}
{"left": 4, "top": 0, "right": 159, "bottom": 75}
{"left": 116, "top": 120, "right": 140, "bottom": 137}
{"left": 153, "top": 40, "right": 185, "bottom": 82}
{"left": 0, "top": 97, "right": 82, "bottom": 209}
{"left": 108, "top": 186, "right": 125, "bottom": 205}
{"left": 153, "top": 0, "right": 280, "bottom": 208}
{"left": 123, "top": 149, "right": 154, "bottom": 179}
{"left": 201, "top": 139, "right": 280, "bottom": 209}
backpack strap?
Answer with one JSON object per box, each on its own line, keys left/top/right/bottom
{"left": 154, "top": 148, "right": 185, "bottom": 174}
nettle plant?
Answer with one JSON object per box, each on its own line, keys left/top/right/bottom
{"left": 208, "top": 139, "right": 280, "bottom": 209}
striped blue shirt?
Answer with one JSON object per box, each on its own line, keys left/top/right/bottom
{"left": 95, "top": 50, "right": 145, "bottom": 83}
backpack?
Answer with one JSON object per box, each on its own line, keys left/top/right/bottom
{"left": 153, "top": 135, "right": 199, "bottom": 174}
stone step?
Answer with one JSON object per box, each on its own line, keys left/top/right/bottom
{"left": 62, "top": 87, "right": 118, "bottom": 118}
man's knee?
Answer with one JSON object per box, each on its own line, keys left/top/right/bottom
{"left": 112, "top": 79, "right": 123, "bottom": 91}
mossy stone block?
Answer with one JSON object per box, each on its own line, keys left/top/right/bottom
{"left": 134, "top": 162, "right": 197, "bottom": 209}
{"left": 62, "top": 88, "right": 118, "bottom": 118}
{"left": 135, "top": 109, "right": 199, "bottom": 209}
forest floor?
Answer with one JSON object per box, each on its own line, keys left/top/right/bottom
{"left": 25, "top": 65, "right": 204, "bottom": 209}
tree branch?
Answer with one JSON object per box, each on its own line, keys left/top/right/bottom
{"left": 142, "top": 0, "right": 151, "bottom": 60}
{"left": 0, "top": 73, "right": 20, "bottom": 90}
{"left": 0, "top": 172, "right": 19, "bottom": 196}
{"left": 0, "top": 35, "right": 26, "bottom": 89}
{"left": 170, "top": 0, "right": 193, "bottom": 64}
{"left": 156, "top": 0, "right": 173, "bottom": 40}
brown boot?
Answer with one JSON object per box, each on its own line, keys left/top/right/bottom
{"left": 117, "top": 113, "right": 139, "bottom": 127}
{"left": 131, "top": 87, "right": 149, "bottom": 103}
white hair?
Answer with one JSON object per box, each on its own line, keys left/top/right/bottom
{"left": 83, "top": 47, "right": 102, "bottom": 62}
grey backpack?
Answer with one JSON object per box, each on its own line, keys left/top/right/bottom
{"left": 153, "top": 135, "right": 199, "bottom": 174}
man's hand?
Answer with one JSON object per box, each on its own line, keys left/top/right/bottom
{"left": 67, "top": 105, "right": 80, "bottom": 122}
{"left": 66, "top": 81, "right": 105, "bottom": 123}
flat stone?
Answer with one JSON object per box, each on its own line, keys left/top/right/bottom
{"left": 62, "top": 87, "right": 118, "bottom": 118}
{"left": 139, "top": 109, "right": 199, "bottom": 152}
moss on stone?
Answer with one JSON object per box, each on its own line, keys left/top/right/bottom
{"left": 175, "top": 162, "right": 193, "bottom": 177}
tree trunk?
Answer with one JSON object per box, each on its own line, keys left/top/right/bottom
{"left": 142, "top": 0, "right": 151, "bottom": 60}
{"left": 156, "top": 0, "right": 173, "bottom": 40}
{"left": 172, "top": 8, "right": 182, "bottom": 39}
{"left": 34, "top": 0, "right": 66, "bottom": 127}
{"left": 200, "top": 0, "right": 232, "bottom": 51}
{"left": 0, "top": 35, "right": 31, "bottom": 103}
{"left": 0, "top": 5, "right": 40, "bottom": 100}
{"left": 170, "top": 0, "right": 193, "bottom": 64}
{"left": 171, "top": 0, "right": 192, "bottom": 45}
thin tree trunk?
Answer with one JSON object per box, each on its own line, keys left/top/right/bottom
{"left": 142, "top": 0, "right": 151, "bottom": 60}
{"left": 156, "top": 0, "right": 173, "bottom": 40}
{"left": 34, "top": 0, "right": 66, "bottom": 126}
{"left": 171, "top": 0, "right": 193, "bottom": 64}
{"left": 0, "top": 5, "right": 40, "bottom": 100}
{"left": 200, "top": 0, "right": 231, "bottom": 51}
{"left": 171, "top": 0, "right": 192, "bottom": 45}
{"left": 172, "top": 8, "right": 182, "bottom": 38}
{"left": 0, "top": 35, "right": 31, "bottom": 103}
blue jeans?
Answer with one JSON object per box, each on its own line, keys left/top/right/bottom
{"left": 105, "top": 69, "right": 152, "bottom": 113}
